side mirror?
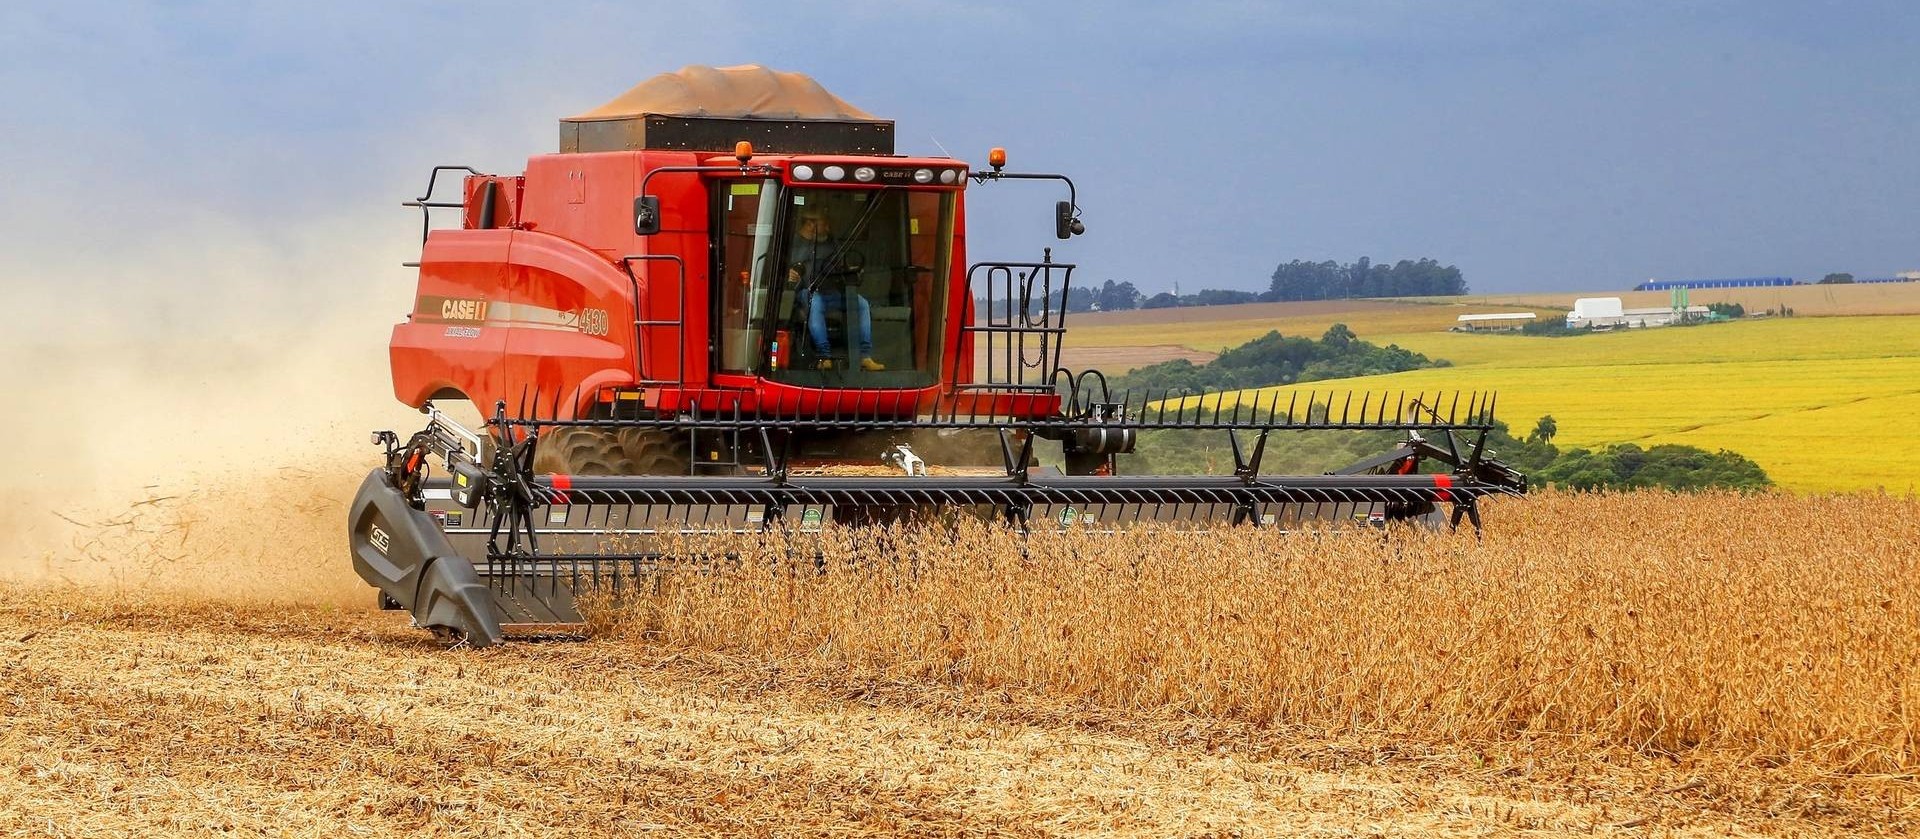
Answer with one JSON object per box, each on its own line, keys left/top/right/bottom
{"left": 634, "top": 196, "right": 661, "bottom": 235}
{"left": 1054, "top": 200, "right": 1085, "bottom": 239}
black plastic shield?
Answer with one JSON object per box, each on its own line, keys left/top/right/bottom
{"left": 347, "top": 470, "right": 504, "bottom": 647}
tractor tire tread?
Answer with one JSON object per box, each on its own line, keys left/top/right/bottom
{"left": 533, "top": 426, "right": 691, "bottom": 476}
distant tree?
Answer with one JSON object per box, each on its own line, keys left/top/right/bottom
{"left": 1536, "top": 444, "right": 1770, "bottom": 491}
{"left": 1321, "top": 323, "right": 1355, "bottom": 350}
{"left": 1350, "top": 256, "right": 1374, "bottom": 297}
{"left": 1027, "top": 287, "right": 1094, "bottom": 313}
{"left": 1819, "top": 272, "right": 1855, "bottom": 284}
{"left": 1267, "top": 256, "right": 1467, "bottom": 301}
{"left": 1263, "top": 259, "right": 1344, "bottom": 301}
{"left": 1528, "top": 414, "right": 1558, "bottom": 444}
{"left": 1706, "top": 302, "right": 1745, "bottom": 318}
{"left": 1065, "top": 287, "right": 1096, "bottom": 313}
{"left": 1190, "top": 288, "right": 1259, "bottom": 306}
{"left": 1388, "top": 258, "right": 1466, "bottom": 297}
{"left": 1095, "top": 280, "right": 1141, "bottom": 312}
{"left": 1111, "top": 325, "right": 1434, "bottom": 393}
{"left": 1140, "top": 292, "right": 1181, "bottom": 309}
{"left": 1029, "top": 287, "right": 1090, "bottom": 313}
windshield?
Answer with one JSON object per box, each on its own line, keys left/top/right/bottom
{"left": 716, "top": 183, "right": 955, "bottom": 388}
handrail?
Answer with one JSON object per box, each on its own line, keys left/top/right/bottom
{"left": 620, "top": 254, "right": 690, "bottom": 387}
{"left": 953, "top": 252, "right": 1074, "bottom": 393}
{"left": 400, "top": 165, "right": 481, "bottom": 250}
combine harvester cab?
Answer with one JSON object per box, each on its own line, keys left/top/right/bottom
{"left": 348, "top": 66, "right": 1528, "bottom": 646}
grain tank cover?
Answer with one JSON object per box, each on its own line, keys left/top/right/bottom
{"left": 559, "top": 64, "right": 894, "bottom": 155}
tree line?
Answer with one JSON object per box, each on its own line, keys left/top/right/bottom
{"left": 1483, "top": 416, "right": 1769, "bottom": 490}
{"left": 988, "top": 256, "right": 1469, "bottom": 315}
{"left": 1264, "top": 257, "right": 1466, "bottom": 301}
{"left": 976, "top": 280, "right": 1147, "bottom": 317}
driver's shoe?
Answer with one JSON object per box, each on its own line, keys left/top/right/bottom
{"left": 860, "top": 357, "right": 887, "bottom": 372}
{"left": 816, "top": 359, "right": 836, "bottom": 371}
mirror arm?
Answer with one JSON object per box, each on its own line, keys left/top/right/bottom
{"left": 633, "top": 163, "right": 779, "bottom": 235}
{"left": 967, "top": 170, "right": 1085, "bottom": 239}
{"left": 968, "top": 170, "right": 1077, "bottom": 208}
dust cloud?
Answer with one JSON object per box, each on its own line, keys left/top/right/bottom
{"left": 1, "top": 216, "right": 429, "bottom": 608}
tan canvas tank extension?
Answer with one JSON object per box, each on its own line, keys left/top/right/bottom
{"left": 559, "top": 64, "right": 894, "bottom": 154}
{"left": 572, "top": 64, "right": 878, "bottom": 121}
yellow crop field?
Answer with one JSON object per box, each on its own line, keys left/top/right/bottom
{"left": 1214, "top": 356, "right": 1918, "bottom": 492}
{"left": 1115, "top": 316, "right": 1920, "bottom": 493}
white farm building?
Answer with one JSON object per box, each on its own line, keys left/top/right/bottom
{"left": 1566, "top": 297, "right": 1709, "bottom": 329}
{"left": 1452, "top": 312, "right": 1538, "bottom": 332}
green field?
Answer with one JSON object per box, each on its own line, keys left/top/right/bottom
{"left": 1078, "top": 312, "right": 1920, "bottom": 494}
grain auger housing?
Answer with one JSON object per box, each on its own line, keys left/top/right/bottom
{"left": 348, "top": 65, "right": 1527, "bottom": 645}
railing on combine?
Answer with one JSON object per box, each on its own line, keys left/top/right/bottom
{"left": 619, "top": 255, "right": 689, "bottom": 388}
{"left": 399, "top": 166, "right": 480, "bottom": 265}
{"left": 953, "top": 249, "right": 1073, "bottom": 394}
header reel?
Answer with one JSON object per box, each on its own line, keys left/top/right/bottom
{"left": 349, "top": 385, "right": 1526, "bottom": 647}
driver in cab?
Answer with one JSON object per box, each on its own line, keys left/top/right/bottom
{"left": 788, "top": 207, "right": 883, "bottom": 372}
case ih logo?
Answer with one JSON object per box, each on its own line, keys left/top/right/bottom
{"left": 441, "top": 298, "right": 489, "bottom": 321}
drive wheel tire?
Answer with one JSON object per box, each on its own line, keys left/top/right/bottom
{"left": 533, "top": 426, "right": 691, "bottom": 476}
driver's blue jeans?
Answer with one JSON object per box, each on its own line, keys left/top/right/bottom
{"left": 804, "top": 289, "right": 873, "bottom": 357}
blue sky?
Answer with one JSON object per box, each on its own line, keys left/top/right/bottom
{"left": 3, "top": 0, "right": 1916, "bottom": 309}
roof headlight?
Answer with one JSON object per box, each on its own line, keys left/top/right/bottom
{"left": 912, "top": 168, "right": 935, "bottom": 184}
{"left": 938, "top": 168, "right": 958, "bottom": 185}
{"left": 823, "top": 165, "right": 846, "bottom": 182}
{"left": 792, "top": 164, "right": 814, "bottom": 181}
{"left": 853, "top": 166, "right": 877, "bottom": 183}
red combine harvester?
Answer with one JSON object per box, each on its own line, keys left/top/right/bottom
{"left": 349, "top": 66, "right": 1526, "bottom": 646}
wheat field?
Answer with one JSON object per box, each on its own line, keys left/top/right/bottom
{"left": 6, "top": 485, "right": 1920, "bottom": 835}
{"left": 603, "top": 491, "right": 1920, "bottom": 776}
